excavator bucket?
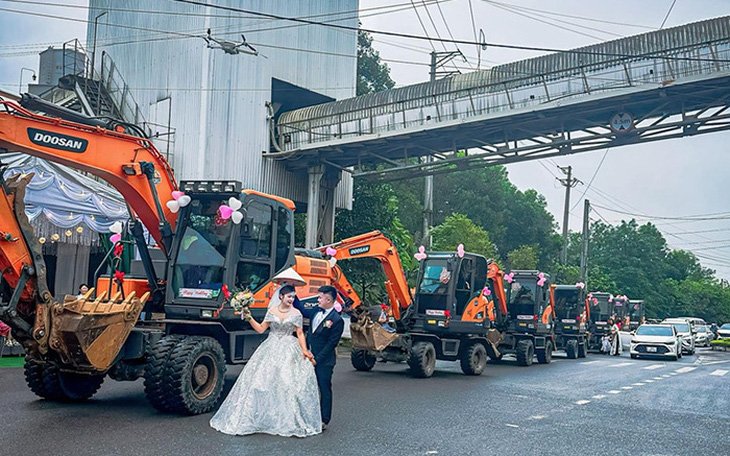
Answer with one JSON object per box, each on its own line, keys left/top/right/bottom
{"left": 47, "top": 288, "right": 149, "bottom": 372}
{"left": 350, "top": 312, "right": 400, "bottom": 352}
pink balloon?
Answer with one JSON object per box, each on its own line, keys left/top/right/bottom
{"left": 457, "top": 243, "right": 465, "bottom": 258}
{"left": 219, "top": 205, "right": 233, "bottom": 219}
{"left": 171, "top": 190, "right": 185, "bottom": 200}
{"left": 418, "top": 245, "right": 425, "bottom": 254}
{"left": 109, "top": 233, "right": 122, "bottom": 244}
{"left": 334, "top": 303, "right": 342, "bottom": 312}
{"left": 414, "top": 252, "right": 427, "bottom": 261}
{"left": 325, "top": 247, "right": 337, "bottom": 256}
{"left": 483, "top": 287, "right": 491, "bottom": 296}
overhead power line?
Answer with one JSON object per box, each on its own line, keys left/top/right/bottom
{"left": 169, "top": 0, "right": 730, "bottom": 65}
{"left": 591, "top": 204, "right": 730, "bottom": 221}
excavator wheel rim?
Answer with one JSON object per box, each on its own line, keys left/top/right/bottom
{"left": 191, "top": 353, "right": 217, "bottom": 400}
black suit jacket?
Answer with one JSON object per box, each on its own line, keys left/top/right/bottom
{"left": 294, "top": 300, "right": 345, "bottom": 367}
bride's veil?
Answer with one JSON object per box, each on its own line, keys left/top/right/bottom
{"left": 268, "top": 284, "right": 282, "bottom": 308}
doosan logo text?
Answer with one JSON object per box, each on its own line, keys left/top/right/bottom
{"left": 27, "top": 128, "right": 88, "bottom": 153}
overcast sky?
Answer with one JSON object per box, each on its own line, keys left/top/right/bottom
{"left": 1, "top": 0, "right": 729, "bottom": 279}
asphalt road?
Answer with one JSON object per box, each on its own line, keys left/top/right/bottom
{"left": 1, "top": 347, "right": 728, "bottom": 456}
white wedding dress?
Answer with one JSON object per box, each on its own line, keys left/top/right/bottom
{"left": 210, "top": 310, "right": 322, "bottom": 437}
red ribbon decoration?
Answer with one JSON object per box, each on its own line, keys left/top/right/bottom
{"left": 114, "top": 243, "right": 124, "bottom": 257}
{"left": 221, "top": 284, "right": 231, "bottom": 299}
{"left": 114, "top": 270, "right": 125, "bottom": 285}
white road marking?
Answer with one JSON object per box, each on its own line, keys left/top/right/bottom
{"left": 704, "top": 360, "right": 730, "bottom": 366}
{"left": 608, "top": 390, "right": 622, "bottom": 394}
{"left": 644, "top": 379, "right": 655, "bottom": 383}
{"left": 581, "top": 360, "right": 603, "bottom": 365}
{"left": 710, "top": 369, "right": 728, "bottom": 377}
{"left": 575, "top": 400, "right": 591, "bottom": 405}
{"left": 592, "top": 395, "right": 606, "bottom": 399}
{"left": 529, "top": 415, "right": 547, "bottom": 420}
{"left": 609, "top": 362, "right": 634, "bottom": 367}
{"left": 632, "top": 382, "right": 646, "bottom": 386}
{"left": 426, "top": 452, "right": 438, "bottom": 455}
{"left": 652, "top": 376, "right": 664, "bottom": 380}
{"left": 661, "top": 374, "right": 671, "bottom": 378}
{"left": 670, "top": 372, "right": 678, "bottom": 375}
{"left": 621, "top": 386, "right": 633, "bottom": 390}
{"left": 676, "top": 366, "right": 697, "bottom": 373}
{"left": 506, "top": 424, "right": 520, "bottom": 428}
{"left": 643, "top": 364, "right": 664, "bottom": 370}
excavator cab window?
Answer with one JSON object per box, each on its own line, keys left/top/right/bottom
{"left": 554, "top": 288, "right": 581, "bottom": 319}
{"left": 419, "top": 259, "right": 450, "bottom": 294}
{"left": 508, "top": 281, "right": 537, "bottom": 319}
{"left": 275, "top": 207, "right": 292, "bottom": 271}
{"left": 455, "top": 258, "right": 473, "bottom": 315}
{"left": 236, "top": 200, "right": 274, "bottom": 292}
{"left": 172, "top": 197, "right": 232, "bottom": 298}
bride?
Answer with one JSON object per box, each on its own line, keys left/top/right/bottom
{"left": 210, "top": 285, "right": 322, "bottom": 437}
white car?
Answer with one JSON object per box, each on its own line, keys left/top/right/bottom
{"left": 662, "top": 318, "right": 696, "bottom": 355}
{"left": 630, "top": 324, "right": 682, "bottom": 360}
{"left": 717, "top": 323, "right": 730, "bottom": 339}
{"left": 694, "top": 325, "right": 712, "bottom": 347}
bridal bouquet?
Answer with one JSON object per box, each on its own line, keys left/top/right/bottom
{"left": 217, "top": 285, "right": 255, "bottom": 318}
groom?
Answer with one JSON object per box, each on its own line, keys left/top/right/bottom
{"left": 294, "top": 285, "right": 344, "bottom": 430}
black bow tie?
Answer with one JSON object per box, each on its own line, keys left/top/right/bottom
{"left": 316, "top": 307, "right": 327, "bottom": 314}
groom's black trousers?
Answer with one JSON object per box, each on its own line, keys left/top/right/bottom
{"left": 314, "top": 363, "right": 334, "bottom": 424}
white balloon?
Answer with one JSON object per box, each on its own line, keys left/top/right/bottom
{"left": 231, "top": 211, "right": 244, "bottom": 224}
{"left": 110, "top": 221, "right": 123, "bottom": 234}
{"left": 166, "top": 200, "right": 180, "bottom": 213}
{"left": 177, "top": 195, "right": 192, "bottom": 207}
{"left": 228, "top": 197, "right": 243, "bottom": 211}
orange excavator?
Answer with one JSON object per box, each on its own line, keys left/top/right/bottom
{"left": 318, "top": 231, "right": 509, "bottom": 378}
{"left": 0, "top": 94, "right": 360, "bottom": 414}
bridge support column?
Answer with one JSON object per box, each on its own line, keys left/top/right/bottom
{"left": 305, "top": 164, "right": 340, "bottom": 248}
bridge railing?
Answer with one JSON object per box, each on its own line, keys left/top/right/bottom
{"left": 277, "top": 34, "right": 730, "bottom": 151}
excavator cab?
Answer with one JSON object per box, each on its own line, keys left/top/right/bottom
{"left": 552, "top": 284, "right": 590, "bottom": 359}
{"left": 504, "top": 270, "right": 553, "bottom": 335}
{"left": 587, "top": 291, "right": 613, "bottom": 351}
{"left": 412, "top": 252, "right": 488, "bottom": 333}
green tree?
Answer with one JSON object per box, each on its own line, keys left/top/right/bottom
{"left": 430, "top": 213, "right": 497, "bottom": 259}
{"left": 507, "top": 245, "right": 539, "bottom": 270}
{"left": 357, "top": 29, "right": 395, "bottom": 96}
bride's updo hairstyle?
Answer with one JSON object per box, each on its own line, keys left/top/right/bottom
{"left": 279, "top": 284, "right": 296, "bottom": 297}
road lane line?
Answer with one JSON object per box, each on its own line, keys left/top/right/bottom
{"left": 529, "top": 415, "right": 547, "bottom": 420}
{"left": 592, "top": 395, "right": 606, "bottom": 399}
{"left": 506, "top": 424, "right": 520, "bottom": 428}
{"left": 580, "top": 360, "right": 603, "bottom": 365}
{"left": 621, "top": 386, "right": 633, "bottom": 390}
{"left": 710, "top": 369, "right": 728, "bottom": 376}
{"left": 652, "top": 376, "right": 664, "bottom": 380}
{"left": 609, "top": 362, "right": 634, "bottom": 367}
{"left": 632, "top": 383, "right": 646, "bottom": 386}
{"left": 704, "top": 360, "right": 730, "bottom": 366}
{"left": 608, "top": 390, "right": 621, "bottom": 394}
{"left": 676, "top": 366, "right": 697, "bottom": 373}
{"left": 643, "top": 364, "right": 664, "bottom": 370}
{"left": 661, "top": 374, "right": 671, "bottom": 378}
{"left": 575, "top": 400, "right": 591, "bottom": 405}
{"left": 644, "top": 379, "right": 655, "bottom": 383}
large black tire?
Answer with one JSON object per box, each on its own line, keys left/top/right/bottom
{"left": 566, "top": 339, "right": 578, "bottom": 359}
{"left": 24, "top": 357, "right": 104, "bottom": 401}
{"left": 537, "top": 340, "right": 553, "bottom": 365}
{"left": 161, "top": 336, "right": 227, "bottom": 415}
{"left": 144, "top": 335, "right": 182, "bottom": 413}
{"left": 460, "top": 341, "right": 488, "bottom": 376}
{"left": 578, "top": 340, "right": 587, "bottom": 358}
{"left": 408, "top": 341, "right": 436, "bottom": 378}
{"left": 351, "top": 349, "right": 376, "bottom": 371}
{"left": 516, "top": 339, "right": 534, "bottom": 366}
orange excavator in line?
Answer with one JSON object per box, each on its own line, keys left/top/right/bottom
{"left": 0, "top": 94, "right": 360, "bottom": 414}
{"left": 319, "top": 232, "right": 510, "bottom": 378}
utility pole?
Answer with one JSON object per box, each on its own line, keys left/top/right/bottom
{"left": 558, "top": 165, "right": 580, "bottom": 264}
{"left": 580, "top": 199, "right": 590, "bottom": 285}
{"left": 422, "top": 51, "right": 463, "bottom": 247}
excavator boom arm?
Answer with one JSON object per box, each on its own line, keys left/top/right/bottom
{"left": 0, "top": 100, "right": 178, "bottom": 249}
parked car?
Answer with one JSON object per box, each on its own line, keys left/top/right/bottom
{"left": 630, "top": 324, "right": 682, "bottom": 360}
{"left": 717, "top": 323, "right": 730, "bottom": 339}
{"left": 662, "top": 318, "right": 696, "bottom": 355}
{"left": 694, "top": 325, "right": 712, "bottom": 347}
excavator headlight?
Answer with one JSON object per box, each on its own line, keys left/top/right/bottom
{"left": 122, "top": 163, "right": 141, "bottom": 175}
{"left": 201, "top": 310, "right": 214, "bottom": 318}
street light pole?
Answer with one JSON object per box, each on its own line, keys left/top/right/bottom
{"left": 91, "top": 11, "right": 108, "bottom": 77}
{"left": 19, "top": 67, "right": 36, "bottom": 94}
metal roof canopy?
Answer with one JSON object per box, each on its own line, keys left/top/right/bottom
{"left": 271, "top": 16, "right": 730, "bottom": 181}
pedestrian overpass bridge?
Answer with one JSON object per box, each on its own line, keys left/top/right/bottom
{"left": 271, "top": 16, "right": 730, "bottom": 182}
